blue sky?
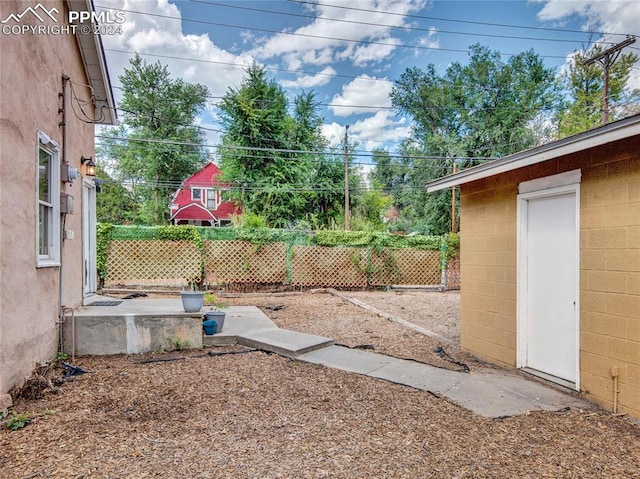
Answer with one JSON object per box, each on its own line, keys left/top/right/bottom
{"left": 95, "top": 0, "right": 640, "bottom": 157}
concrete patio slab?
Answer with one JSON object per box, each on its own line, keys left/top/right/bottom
{"left": 238, "top": 328, "right": 334, "bottom": 357}
{"left": 299, "top": 345, "right": 592, "bottom": 418}
{"left": 298, "top": 345, "right": 396, "bottom": 375}
{"left": 442, "top": 370, "right": 591, "bottom": 418}
{"left": 205, "top": 306, "right": 278, "bottom": 346}
{"left": 369, "top": 357, "right": 461, "bottom": 391}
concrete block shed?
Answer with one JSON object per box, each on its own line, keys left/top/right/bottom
{"left": 427, "top": 115, "right": 640, "bottom": 419}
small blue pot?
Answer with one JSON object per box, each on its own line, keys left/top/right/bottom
{"left": 203, "top": 319, "right": 217, "bottom": 335}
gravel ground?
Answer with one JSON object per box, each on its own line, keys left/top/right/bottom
{"left": 1, "top": 290, "right": 639, "bottom": 478}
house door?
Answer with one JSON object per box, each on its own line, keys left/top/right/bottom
{"left": 517, "top": 182, "right": 580, "bottom": 389}
{"left": 82, "top": 178, "right": 97, "bottom": 298}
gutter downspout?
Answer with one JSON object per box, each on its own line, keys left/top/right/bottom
{"left": 58, "top": 75, "right": 69, "bottom": 354}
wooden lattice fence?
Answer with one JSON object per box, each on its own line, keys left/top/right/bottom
{"left": 106, "top": 240, "right": 201, "bottom": 287}
{"left": 104, "top": 239, "right": 458, "bottom": 290}
{"left": 290, "top": 246, "right": 368, "bottom": 288}
{"left": 204, "top": 241, "right": 287, "bottom": 286}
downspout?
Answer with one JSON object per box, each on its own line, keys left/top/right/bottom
{"left": 57, "top": 75, "right": 70, "bottom": 354}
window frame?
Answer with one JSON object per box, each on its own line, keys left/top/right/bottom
{"left": 206, "top": 188, "right": 218, "bottom": 210}
{"left": 191, "top": 188, "right": 202, "bottom": 201}
{"left": 36, "top": 131, "right": 61, "bottom": 267}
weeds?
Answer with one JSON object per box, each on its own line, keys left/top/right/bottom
{"left": 165, "top": 336, "right": 192, "bottom": 351}
{"left": 5, "top": 411, "right": 31, "bottom": 431}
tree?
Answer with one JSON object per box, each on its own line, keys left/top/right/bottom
{"left": 95, "top": 165, "right": 138, "bottom": 224}
{"left": 218, "top": 64, "right": 344, "bottom": 228}
{"left": 98, "top": 55, "right": 210, "bottom": 224}
{"left": 557, "top": 45, "right": 640, "bottom": 137}
{"left": 388, "top": 44, "right": 560, "bottom": 234}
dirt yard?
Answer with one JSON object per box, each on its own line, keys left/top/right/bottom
{"left": 1, "top": 290, "right": 639, "bottom": 478}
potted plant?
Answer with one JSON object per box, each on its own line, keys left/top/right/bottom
{"left": 180, "top": 277, "right": 205, "bottom": 313}
{"left": 203, "top": 292, "right": 228, "bottom": 333}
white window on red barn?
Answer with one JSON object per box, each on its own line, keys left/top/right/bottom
{"left": 206, "top": 188, "right": 218, "bottom": 210}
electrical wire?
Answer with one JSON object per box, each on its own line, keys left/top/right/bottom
{"left": 67, "top": 80, "right": 107, "bottom": 124}
{"left": 95, "top": 134, "right": 498, "bottom": 162}
{"left": 193, "top": 0, "right": 612, "bottom": 47}
{"left": 93, "top": 175, "right": 459, "bottom": 193}
{"left": 96, "top": 2, "right": 634, "bottom": 60}
{"left": 289, "top": 0, "right": 636, "bottom": 39}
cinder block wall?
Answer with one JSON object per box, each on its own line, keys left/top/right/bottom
{"left": 580, "top": 139, "right": 640, "bottom": 418}
{"left": 459, "top": 135, "right": 640, "bottom": 419}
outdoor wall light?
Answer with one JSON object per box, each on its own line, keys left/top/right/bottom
{"left": 81, "top": 156, "right": 96, "bottom": 177}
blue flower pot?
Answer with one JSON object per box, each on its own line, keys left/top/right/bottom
{"left": 203, "top": 319, "right": 217, "bottom": 335}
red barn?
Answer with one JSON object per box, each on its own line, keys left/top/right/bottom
{"left": 169, "top": 163, "right": 239, "bottom": 227}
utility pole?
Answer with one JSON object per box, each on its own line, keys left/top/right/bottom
{"left": 344, "top": 125, "right": 350, "bottom": 231}
{"left": 583, "top": 35, "right": 636, "bottom": 125}
{"left": 451, "top": 161, "right": 457, "bottom": 233}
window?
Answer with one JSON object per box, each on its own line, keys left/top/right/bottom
{"left": 191, "top": 188, "right": 202, "bottom": 201}
{"left": 36, "top": 131, "right": 61, "bottom": 266}
{"left": 206, "top": 189, "right": 217, "bottom": 210}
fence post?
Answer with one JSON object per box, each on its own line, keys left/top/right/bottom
{"left": 440, "top": 241, "right": 448, "bottom": 291}
{"left": 285, "top": 242, "right": 293, "bottom": 285}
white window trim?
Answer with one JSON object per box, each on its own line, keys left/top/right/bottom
{"left": 206, "top": 188, "right": 218, "bottom": 210}
{"left": 191, "top": 188, "right": 202, "bottom": 201}
{"left": 516, "top": 172, "right": 581, "bottom": 390}
{"left": 36, "top": 130, "right": 61, "bottom": 267}
{"left": 518, "top": 169, "right": 581, "bottom": 194}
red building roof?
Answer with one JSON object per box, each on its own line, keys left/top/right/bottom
{"left": 169, "top": 163, "right": 240, "bottom": 224}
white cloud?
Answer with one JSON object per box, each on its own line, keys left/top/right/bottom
{"left": 330, "top": 75, "right": 393, "bottom": 117}
{"left": 337, "top": 38, "right": 401, "bottom": 67}
{"left": 281, "top": 67, "right": 336, "bottom": 88}
{"left": 97, "top": 0, "right": 256, "bottom": 102}
{"left": 348, "top": 111, "right": 411, "bottom": 151}
{"left": 416, "top": 27, "right": 440, "bottom": 51}
{"left": 321, "top": 122, "right": 346, "bottom": 147}
{"left": 250, "top": 0, "right": 426, "bottom": 69}
{"left": 535, "top": 0, "right": 593, "bottom": 23}
{"left": 322, "top": 111, "right": 410, "bottom": 151}
{"left": 534, "top": 1, "right": 640, "bottom": 88}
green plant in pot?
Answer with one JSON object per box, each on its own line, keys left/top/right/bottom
{"left": 203, "top": 292, "right": 228, "bottom": 334}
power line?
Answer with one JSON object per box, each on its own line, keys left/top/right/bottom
{"left": 193, "top": 0, "right": 604, "bottom": 47}
{"left": 96, "top": 6, "right": 469, "bottom": 56}
{"left": 96, "top": 175, "right": 455, "bottom": 193}
{"left": 95, "top": 134, "right": 497, "bottom": 161}
{"left": 289, "top": 0, "right": 635, "bottom": 38}
{"left": 111, "top": 83, "right": 561, "bottom": 110}
{"left": 105, "top": 48, "right": 379, "bottom": 83}
{"left": 97, "top": 8, "right": 571, "bottom": 61}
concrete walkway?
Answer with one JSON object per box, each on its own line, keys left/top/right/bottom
{"left": 206, "top": 305, "right": 592, "bottom": 418}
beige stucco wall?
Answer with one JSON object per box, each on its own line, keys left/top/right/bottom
{"left": 459, "top": 134, "right": 640, "bottom": 418}
{"left": 0, "top": 0, "right": 96, "bottom": 394}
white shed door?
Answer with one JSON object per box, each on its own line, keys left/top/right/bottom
{"left": 519, "top": 187, "right": 579, "bottom": 387}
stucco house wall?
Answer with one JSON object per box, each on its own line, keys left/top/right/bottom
{"left": 0, "top": 0, "right": 113, "bottom": 395}
{"left": 458, "top": 133, "right": 640, "bottom": 418}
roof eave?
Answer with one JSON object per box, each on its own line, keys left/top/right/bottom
{"left": 426, "top": 114, "right": 640, "bottom": 193}
{"left": 170, "top": 202, "right": 216, "bottom": 221}
{"left": 67, "top": 0, "right": 117, "bottom": 125}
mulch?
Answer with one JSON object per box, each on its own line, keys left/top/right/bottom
{"left": 1, "top": 291, "right": 639, "bottom": 478}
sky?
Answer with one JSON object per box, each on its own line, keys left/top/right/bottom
{"left": 94, "top": 0, "right": 640, "bottom": 158}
